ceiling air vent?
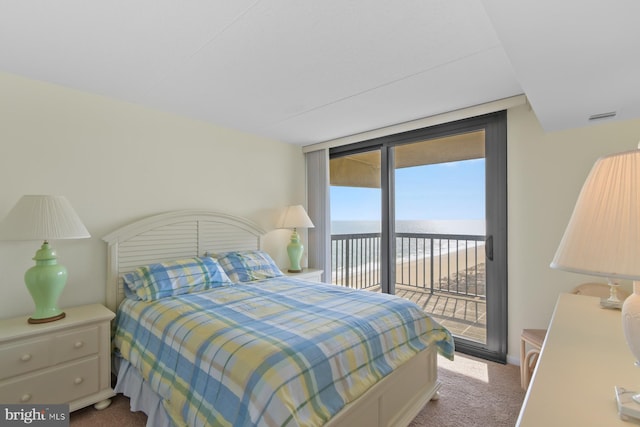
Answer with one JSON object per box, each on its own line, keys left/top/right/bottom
{"left": 588, "top": 111, "right": 617, "bottom": 121}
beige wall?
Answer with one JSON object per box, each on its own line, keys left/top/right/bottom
{"left": 0, "top": 72, "right": 304, "bottom": 319}
{"left": 507, "top": 103, "right": 640, "bottom": 363}
{"left": 3, "top": 70, "right": 640, "bottom": 365}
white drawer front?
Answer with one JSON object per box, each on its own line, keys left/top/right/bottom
{"left": 0, "top": 356, "right": 99, "bottom": 405}
{"left": 0, "top": 337, "right": 52, "bottom": 380}
{"left": 54, "top": 326, "right": 99, "bottom": 364}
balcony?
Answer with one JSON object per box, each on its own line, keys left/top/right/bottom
{"left": 331, "top": 232, "right": 486, "bottom": 343}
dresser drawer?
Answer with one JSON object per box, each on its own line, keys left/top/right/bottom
{"left": 0, "top": 356, "right": 99, "bottom": 405}
{"left": 0, "top": 337, "right": 52, "bottom": 380}
{"left": 53, "top": 325, "right": 99, "bottom": 364}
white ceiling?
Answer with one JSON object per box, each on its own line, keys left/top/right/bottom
{"left": 0, "top": 1, "right": 637, "bottom": 146}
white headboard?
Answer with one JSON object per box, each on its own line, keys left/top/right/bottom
{"left": 102, "top": 210, "right": 265, "bottom": 312}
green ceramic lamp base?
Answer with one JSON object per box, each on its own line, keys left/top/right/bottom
{"left": 287, "top": 229, "right": 304, "bottom": 273}
{"left": 25, "top": 241, "right": 68, "bottom": 324}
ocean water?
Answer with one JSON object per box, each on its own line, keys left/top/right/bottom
{"left": 331, "top": 220, "right": 486, "bottom": 271}
{"left": 332, "top": 219, "right": 485, "bottom": 236}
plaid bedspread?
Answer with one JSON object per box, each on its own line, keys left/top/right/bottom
{"left": 113, "top": 278, "right": 454, "bottom": 427}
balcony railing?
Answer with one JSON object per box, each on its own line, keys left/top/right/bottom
{"left": 331, "top": 232, "right": 486, "bottom": 299}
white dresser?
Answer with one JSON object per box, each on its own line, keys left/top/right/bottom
{"left": 0, "top": 304, "right": 115, "bottom": 411}
{"left": 517, "top": 293, "right": 639, "bottom": 426}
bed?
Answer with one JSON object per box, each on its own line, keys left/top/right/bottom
{"left": 103, "top": 210, "right": 454, "bottom": 427}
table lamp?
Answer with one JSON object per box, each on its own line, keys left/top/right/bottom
{"left": 278, "top": 205, "right": 314, "bottom": 273}
{"left": 0, "top": 195, "right": 90, "bottom": 324}
{"left": 550, "top": 147, "right": 640, "bottom": 404}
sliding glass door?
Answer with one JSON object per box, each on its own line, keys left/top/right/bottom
{"left": 394, "top": 132, "right": 487, "bottom": 344}
{"left": 329, "top": 112, "right": 507, "bottom": 363}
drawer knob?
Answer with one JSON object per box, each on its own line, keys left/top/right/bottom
{"left": 20, "top": 353, "right": 32, "bottom": 362}
{"left": 73, "top": 341, "right": 84, "bottom": 349}
{"left": 74, "top": 377, "right": 84, "bottom": 385}
{"left": 20, "top": 393, "right": 32, "bottom": 402}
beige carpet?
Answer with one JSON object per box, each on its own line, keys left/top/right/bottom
{"left": 71, "top": 353, "right": 525, "bottom": 427}
{"left": 409, "top": 354, "right": 525, "bottom": 427}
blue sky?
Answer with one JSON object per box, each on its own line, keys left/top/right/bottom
{"left": 331, "top": 159, "right": 485, "bottom": 221}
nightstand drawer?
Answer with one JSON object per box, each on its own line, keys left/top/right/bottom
{"left": 0, "top": 356, "right": 99, "bottom": 405}
{"left": 54, "top": 325, "right": 99, "bottom": 364}
{"left": 0, "top": 337, "right": 52, "bottom": 380}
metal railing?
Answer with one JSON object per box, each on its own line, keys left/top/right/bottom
{"left": 331, "top": 233, "right": 381, "bottom": 290}
{"left": 331, "top": 232, "right": 486, "bottom": 298}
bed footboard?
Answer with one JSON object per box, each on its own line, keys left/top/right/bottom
{"left": 325, "top": 345, "right": 439, "bottom": 427}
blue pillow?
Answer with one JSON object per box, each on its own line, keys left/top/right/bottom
{"left": 215, "top": 250, "right": 283, "bottom": 282}
{"left": 122, "top": 257, "right": 232, "bottom": 301}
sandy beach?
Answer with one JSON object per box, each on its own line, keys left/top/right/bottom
{"left": 397, "top": 243, "right": 486, "bottom": 295}
{"left": 333, "top": 243, "right": 486, "bottom": 295}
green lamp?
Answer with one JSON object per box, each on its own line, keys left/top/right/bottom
{"left": 0, "top": 195, "right": 90, "bottom": 324}
{"left": 278, "top": 205, "right": 314, "bottom": 273}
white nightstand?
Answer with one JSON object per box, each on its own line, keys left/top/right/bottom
{"left": 0, "top": 304, "right": 115, "bottom": 412}
{"left": 284, "top": 268, "right": 324, "bottom": 282}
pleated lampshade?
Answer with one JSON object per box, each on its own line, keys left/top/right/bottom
{"left": 278, "top": 205, "right": 315, "bottom": 230}
{"left": 0, "top": 195, "right": 90, "bottom": 241}
{"left": 551, "top": 149, "right": 640, "bottom": 280}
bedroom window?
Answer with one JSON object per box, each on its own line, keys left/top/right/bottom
{"left": 329, "top": 111, "right": 507, "bottom": 363}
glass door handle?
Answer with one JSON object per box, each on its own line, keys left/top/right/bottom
{"left": 486, "top": 235, "right": 494, "bottom": 261}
